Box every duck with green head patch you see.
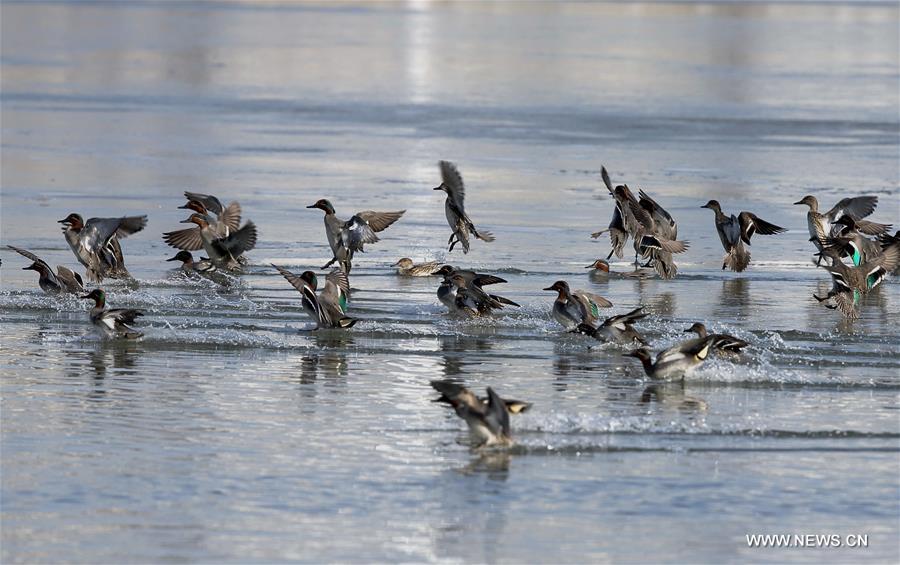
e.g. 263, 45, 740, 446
273, 265, 355, 329
80, 289, 144, 339
543, 280, 613, 330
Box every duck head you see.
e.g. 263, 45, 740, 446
180, 213, 210, 228
23, 261, 49, 274
393, 258, 413, 268
684, 322, 708, 337
80, 288, 106, 308
543, 280, 570, 297
793, 195, 818, 211
179, 200, 207, 214
300, 271, 318, 290
167, 250, 194, 264
58, 213, 84, 231
700, 200, 721, 212
584, 259, 610, 272
306, 199, 335, 214
435, 265, 455, 277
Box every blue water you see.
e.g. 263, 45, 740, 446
1, 1, 898, 563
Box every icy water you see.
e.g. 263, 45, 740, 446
2, 1, 899, 563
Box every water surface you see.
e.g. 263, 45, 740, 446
2, 1, 899, 563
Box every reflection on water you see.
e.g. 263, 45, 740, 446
639, 383, 709, 413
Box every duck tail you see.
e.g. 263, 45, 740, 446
723, 245, 750, 273
574, 323, 598, 338
337, 317, 357, 329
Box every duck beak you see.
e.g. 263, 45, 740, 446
700, 204, 710, 209
392, 260, 402, 266
178, 203, 191, 210
792, 200, 804, 205
306, 203, 318, 209
432, 185, 443, 191
22, 265, 36, 271
542, 286, 555, 291
166, 256, 179, 262
79, 293, 92, 299
683, 328, 693, 333
57, 218, 70, 224
179, 218, 193, 224
584, 264, 594, 269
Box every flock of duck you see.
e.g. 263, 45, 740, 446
5, 161, 897, 447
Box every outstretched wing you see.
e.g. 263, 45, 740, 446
55, 266, 84, 292
86, 216, 147, 244
471, 273, 507, 287
342, 215, 380, 252
6, 245, 50, 270
272, 264, 309, 295
184, 191, 224, 216
325, 268, 350, 295
825, 196, 877, 222
484, 387, 510, 439
220, 201, 242, 231
639, 189, 677, 238
222, 222, 257, 256
853, 219, 892, 236
738, 212, 786, 244
640, 234, 689, 254
162, 227, 204, 251
355, 210, 405, 233
439, 160, 467, 212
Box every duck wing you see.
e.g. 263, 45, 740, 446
601, 166, 615, 194
6, 245, 51, 271
825, 196, 878, 222
484, 387, 511, 439
601, 307, 648, 329
272, 264, 310, 295
439, 160, 467, 212
222, 221, 257, 256
638, 189, 677, 238
356, 210, 405, 233
55, 266, 84, 293
219, 201, 243, 232
183, 191, 224, 216
162, 227, 204, 251
853, 218, 891, 237
738, 212, 786, 244
104, 308, 144, 326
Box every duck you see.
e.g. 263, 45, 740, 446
7, 245, 84, 294
627, 188, 689, 279
701, 200, 786, 272
59, 213, 147, 282
574, 307, 649, 345
683, 322, 748, 354
433, 161, 495, 253
584, 258, 655, 279
543, 280, 612, 330
307, 198, 404, 273
432, 379, 531, 414
164, 192, 243, 252
435, 265, 508, 312
449, 273, 519, 316
166, 250, 217, 274
813, 244, 898, 318
393, 258, 443, 276
430, 380, 513, 448
590, 166, 631, 260
273, 265, 356, 329
624, 335, 717, 381
793, 195, 885, 264
180, 213, 257, 272
80, 288, 144, 339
